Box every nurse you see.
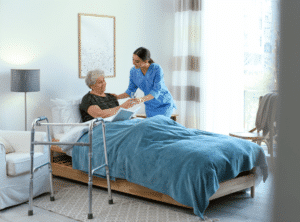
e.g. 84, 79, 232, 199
115, 47, 176, 118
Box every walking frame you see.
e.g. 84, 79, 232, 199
27, 116, 113, 220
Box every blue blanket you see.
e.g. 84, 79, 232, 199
72, 115, 268, 219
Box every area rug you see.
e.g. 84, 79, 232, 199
33, 177, 219, 222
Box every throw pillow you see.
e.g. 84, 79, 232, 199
0, 136, 15, 154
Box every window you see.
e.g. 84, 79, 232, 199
243, 0, 279, 130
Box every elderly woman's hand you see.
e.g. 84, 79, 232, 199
120, 100, 135, 109
130, 98, 144, 105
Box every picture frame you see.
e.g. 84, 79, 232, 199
78, 13, 116, 78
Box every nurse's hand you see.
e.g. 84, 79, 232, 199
120, 100, 135, 109
129, 98, 143, 105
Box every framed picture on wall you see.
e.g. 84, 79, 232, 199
78, 13, 116, 78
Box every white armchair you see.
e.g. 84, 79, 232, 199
0, 130, 50, 210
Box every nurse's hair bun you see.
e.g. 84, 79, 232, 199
134, 47, 155, 64
148, 58, 154, 64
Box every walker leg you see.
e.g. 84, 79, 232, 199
102, 123, 113, 204
49, 165, 55, 201
88, 126, 93, 220
28, 129, 35, 216
105, 166, 113, 204
28, 176, 34, 216
88, 179, 93, 219
46, 125, 55, 202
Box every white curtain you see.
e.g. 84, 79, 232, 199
199, 0, 245, 135
171, 0, 201, 129
171, 0, 278, 135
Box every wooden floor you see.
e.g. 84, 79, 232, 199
0, 169, 274, 222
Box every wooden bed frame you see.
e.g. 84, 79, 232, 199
50, 140, 257, 209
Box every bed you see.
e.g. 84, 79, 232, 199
48, 98, 268, 220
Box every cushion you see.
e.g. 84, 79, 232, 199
60, 99, 82, 132
50, 99, 64, 136
50, 98, 82, 137
6, 152, 45, 176
0, 136, 15, 154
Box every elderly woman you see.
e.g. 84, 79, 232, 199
80, 69, 135, 122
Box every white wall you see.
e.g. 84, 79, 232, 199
0, 0, 175, 131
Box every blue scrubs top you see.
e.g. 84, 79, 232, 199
126, 63, 177, 117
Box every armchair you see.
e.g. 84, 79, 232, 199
0, 130, 50, 210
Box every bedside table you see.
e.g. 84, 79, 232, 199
135, 114, 179, 122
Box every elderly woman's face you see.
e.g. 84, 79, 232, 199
132, 54, 148, 69
91, 76, 106, 93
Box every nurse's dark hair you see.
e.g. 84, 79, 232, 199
133, 47, 155, 64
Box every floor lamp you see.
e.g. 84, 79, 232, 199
11, 69, 40, 131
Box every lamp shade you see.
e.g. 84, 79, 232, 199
11, 69, 40, 92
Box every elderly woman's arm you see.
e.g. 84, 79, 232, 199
110, 93, 130, 100
87, 100, 135, 118
116, 93, 130, 99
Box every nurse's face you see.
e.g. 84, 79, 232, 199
132, 54, 148, 69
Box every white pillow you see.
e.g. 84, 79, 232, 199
60, 99, 82, 132
0, 136, 15, 154
50, 98, 82, 137
50, 99, 64, 136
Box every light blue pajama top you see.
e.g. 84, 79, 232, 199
125, 63, 176, 117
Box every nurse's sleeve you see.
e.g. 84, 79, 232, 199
125, 69, 138, 96
149, 66, 164, 99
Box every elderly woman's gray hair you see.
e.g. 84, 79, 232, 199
85, 69, 105, 88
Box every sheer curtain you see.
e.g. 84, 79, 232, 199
200, 0, 245, 135
200, 0, 279, 135
171, 0, 279, 135
171, 0, 201, 129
